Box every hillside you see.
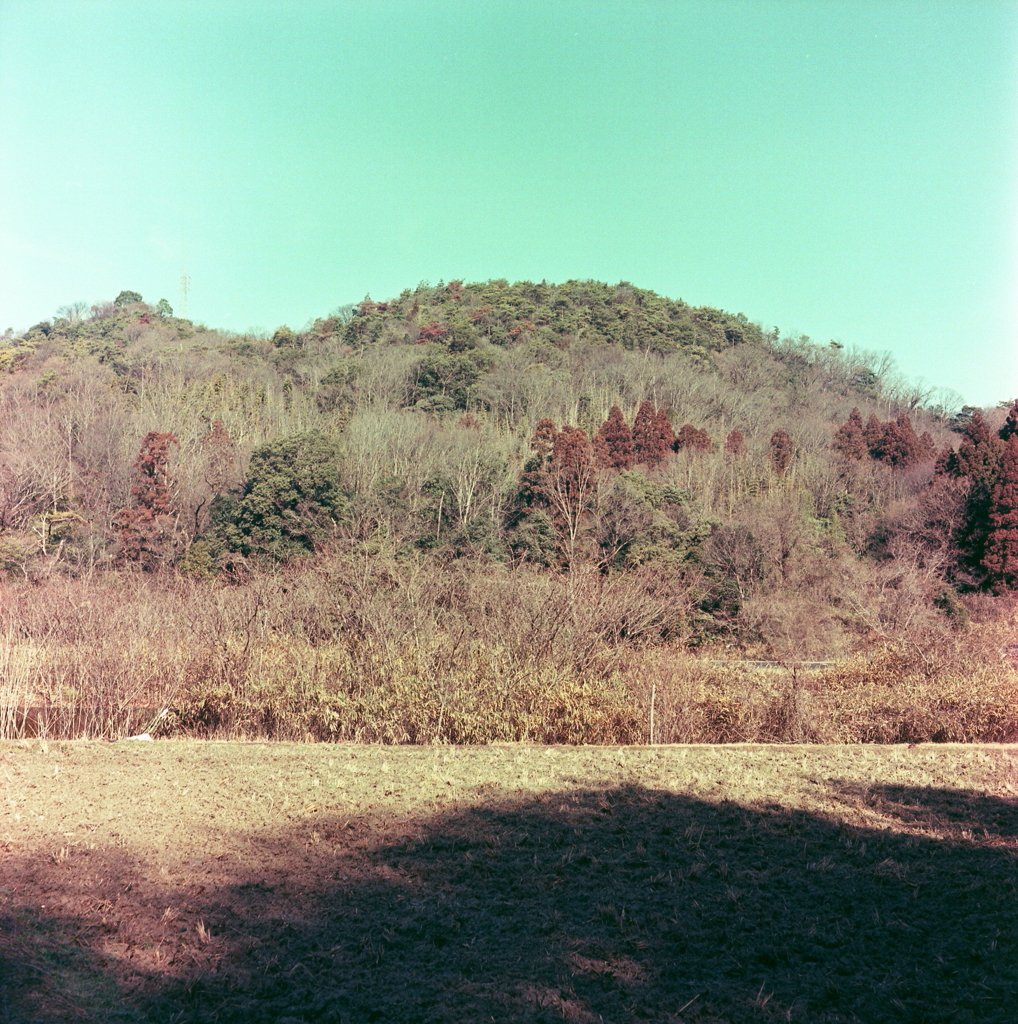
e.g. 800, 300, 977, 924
1, 281, 1016, 743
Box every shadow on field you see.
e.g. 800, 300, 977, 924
831, 780, 1018, 839
4, 784, 1018, 1023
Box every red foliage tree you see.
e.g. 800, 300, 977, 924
674, 424, 712, 453
632, 400, 668, 466
417, 321, 447, 344
982, 436, 1018, 593
895, 414, 923, 467
863, 414, 885, 458
832, 408, 867, 460
520, 418, 559, 506
520, 420, 598, 566
934, 444, 958, 478
769, 430, 794, 476
724, 429, 745, 456
654, 408, 677, 452
113, 431, 179, 569
998, 399, 1018, 442
548, 425, 597, 566
955, 411, 1005, 487
874, 414, 922, 468
594, 406, 633, 471
919, 431, 937, 461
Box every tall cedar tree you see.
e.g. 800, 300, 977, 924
724, 429, 745, 455
654, 408, 677, 453
832, 408, 867, 460
863, 414, 885, 458
982, 436, 1018, 593
520, 418, 558, 506
674, 424, 712, 453
999, 400, 1018, 442
594, 406, 633, 471
934, 443, 958, 478
631, 400, 668, 466
769, 430, 794, 476
895, 414, 923, 467
946, 412, 1008, 581
548, 425, 597, 566
193, 419, 238, 536
113, 431, 179, 569
955, 411, 1005, 487
875, 414, 922, 468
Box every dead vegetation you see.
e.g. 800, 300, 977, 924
1, 565, 1017, 746
1, 569, 1015, 745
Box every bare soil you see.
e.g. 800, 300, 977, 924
2, 741, 1018, 1023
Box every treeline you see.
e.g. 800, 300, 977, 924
1, 281, 1016, 663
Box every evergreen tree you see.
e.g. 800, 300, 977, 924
520, 418, 559, 506
113, 432, 179, 569
654, 408, 677, 453
998, 399, 1018, 442
832, 408, 867, 460
955, 411, 1005, 487
594, 406, 633, 471
202, 419, 237, 495
874, 414, 922, 468
548, 426, 597, 566
934, 444, 958, 478
982, 436, 1018, 593
221, 432, 346, 559
632, 400, 668, 466
947, 412, 1008, 582
863, 414, 885, 458
674, 424, 712, 453
724, 429, 745, 456
769, 430, 794, 476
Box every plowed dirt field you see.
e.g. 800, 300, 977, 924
2, 741, 1017, 1023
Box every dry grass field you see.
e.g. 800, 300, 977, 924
2, 741, 1018, 1023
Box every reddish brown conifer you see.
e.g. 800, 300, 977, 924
548, 425, 597, 566
982, 435, 1018, 593
202, 419, 236, 494
113, 431, 179, 569
863, 414, 885, 458
594, 406, 633, 471
895, 414, 923, 467
769, 430, 794, 475
934, 444, 958, 478
998, 399, 1018, 442
632, 400, 667, 466
674, 424, 712, 453
955, 411, 1006, 487
918, 431, 937, 461
655, 408, 677, 453
874, 414, 922, 468
724, 429, 745, 455
520, 418, 559, 506
832, 408, 867, 460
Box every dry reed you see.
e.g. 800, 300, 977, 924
1, 560, 1016, 743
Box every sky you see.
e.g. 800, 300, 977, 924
1, 0, 1016, 409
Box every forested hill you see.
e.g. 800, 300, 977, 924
331, 279, 767, 357
1, 281, 1015, 657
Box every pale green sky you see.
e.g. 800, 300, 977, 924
1, 0, 1015, 406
